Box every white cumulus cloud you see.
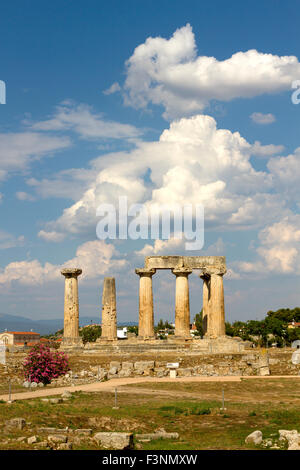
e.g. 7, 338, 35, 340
0, 240, 127, 286
122, 24, 300, 119
38, 114, 289, 241
237, 215, 300, 275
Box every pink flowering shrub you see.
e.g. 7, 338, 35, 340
24, 344, 70, 384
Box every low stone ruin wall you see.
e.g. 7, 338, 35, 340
1, 349, 300, 389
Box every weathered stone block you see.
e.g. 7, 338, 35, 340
145, 256, 184, 269
109, 361, 121, 371
134, 361, 155, 370
48, 435, 68, 444
94, 432, 133, 450
136, 431, 179, 441
121, 362, 134, 370
5, 418, 26, 430
119, 369, 133, 378
27, 435, 38, 444
57, 443, 73, 450
177, 368, 192, 377
74, 429, 92, 435
245, 430, 263, 445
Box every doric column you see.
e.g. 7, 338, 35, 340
135, 268, 156, 339
101, 277, 117, 341
200, 273, 210, 336
61, 268, 82, 344
172, 268, 192, 337
204, 269, 226, 338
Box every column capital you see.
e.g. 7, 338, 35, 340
200, 267, 226, 277
61, 268, 82, 278
135, 268, 156, 277
172, 267, 192, 277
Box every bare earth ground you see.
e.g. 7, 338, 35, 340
0, 376, 300, 450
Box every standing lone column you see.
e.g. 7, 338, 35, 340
135, 268, 156, 339
200, 273, 210, 336
172, 268, 192, 338
101, 277, 117, 341
207, 271, 226, 338
61, 268, 82, 345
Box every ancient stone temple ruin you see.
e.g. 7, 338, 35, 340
136, 256, 226, 340
60, 255, 245, 352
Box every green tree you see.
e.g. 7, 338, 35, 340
194, 311, 204, 337
79, 325, 102, 344
127, 325, 138, 335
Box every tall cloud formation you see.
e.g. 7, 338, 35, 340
121, 24, 300, 119
38, 114, 290, 241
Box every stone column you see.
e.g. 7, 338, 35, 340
61, 268, 82, 345
135, 268, 156, 339
172, 268, 192, 337
101, 277, 117, 341
207, 270, 226, 338
200, 274, 210, 336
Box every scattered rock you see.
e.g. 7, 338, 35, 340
245, 430, 263, 445
279, 429, 300, 450
50, 398, 63, 404
57, 442, 72, 450
94, 432, 134, 450
5, 418, 26, 430
108, 367, 118, 375
37, 441, 49, 448
74, 429, 92, 436
262, 438, 272, 447
38, 427, 68, 434
48, 435, 68, 444
27, 436, 38, 444
136, 429, 179, 441
61, 391, 72, 399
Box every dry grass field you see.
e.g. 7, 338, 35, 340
0, 377, 299, 450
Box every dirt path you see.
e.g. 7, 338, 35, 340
1, 375, 299, 402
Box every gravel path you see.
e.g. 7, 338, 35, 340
1, 375, 299, 402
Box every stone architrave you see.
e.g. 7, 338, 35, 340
172, 268, 192, 337
135, 268, 156, 339
61, 268, 82, 345
101, 277, 117, 341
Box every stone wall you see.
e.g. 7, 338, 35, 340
1, 349, 300, 389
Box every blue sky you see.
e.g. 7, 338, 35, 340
0, 0, 300, 324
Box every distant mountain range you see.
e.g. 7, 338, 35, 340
0, 313, 137, 336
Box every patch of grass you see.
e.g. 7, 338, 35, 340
158, 401, 216, 417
